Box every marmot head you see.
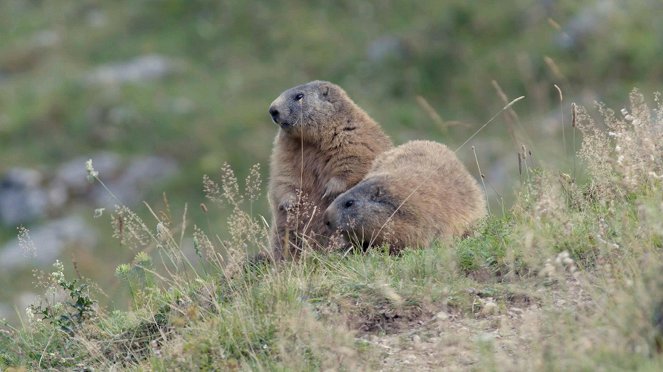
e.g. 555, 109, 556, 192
323, 175, 399, 248
268, 80, 349, 140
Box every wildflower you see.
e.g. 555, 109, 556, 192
51, 260, 65, 284
134, 251, 151, 265
25, 306, 34, 323
17, 226, 36, 258
85, 159, 99, 183
115, 264, 131, 278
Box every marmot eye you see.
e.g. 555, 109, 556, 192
294, 93, 304, 101
344, 200, 354, 208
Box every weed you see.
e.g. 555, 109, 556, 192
28, 260, 96, 336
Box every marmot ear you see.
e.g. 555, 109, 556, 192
320, 83, 331, 97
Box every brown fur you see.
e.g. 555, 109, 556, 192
323, 140, 486, 252
267, 80, 392, 260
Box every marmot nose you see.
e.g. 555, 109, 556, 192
323, 213, 336, 231
269, 107, 280, 123
324, 218, 333, 231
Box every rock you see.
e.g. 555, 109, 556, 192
0, 168, 49, 226
31, 30, 60, 48
0, 216, 97, 269
435, 311, 450, 321
85, 54, 176, 85
0, 153, 177, 226
55, 152, 122, 195
86, 9, 107, 28
481, 301, 499, 316
556, 0, 619, 49
46, 180, 69, 210
91, 156, 178, 207
366, 36, 408, 63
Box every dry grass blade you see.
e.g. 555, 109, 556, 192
455, 95, 525, 153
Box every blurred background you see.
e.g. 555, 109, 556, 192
0, 0, 661, 322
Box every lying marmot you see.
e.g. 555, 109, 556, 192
267, 80, 392, 259
323, 140, 486, 252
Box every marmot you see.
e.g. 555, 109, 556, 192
323, 140, 486, 252
267, 80, 392, 260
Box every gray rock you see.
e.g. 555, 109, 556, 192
55, 152, 121, 195
556, 0, 619, 49
0, 216, 97, 269
85, 54, 176, 85
367, 36, 408, 63
86, 9, 107, 28
0, 168, 49, 226
91, 156, 178, 207
31, 30, 60, 48
46, 179, 69, 210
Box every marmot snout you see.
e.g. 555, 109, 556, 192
268, 80, 339, 141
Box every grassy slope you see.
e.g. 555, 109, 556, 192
1, 1, 663, 370
3, 0, 663, 313
1, 91, 662, 370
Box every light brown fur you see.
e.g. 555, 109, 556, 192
267, 81, 392, 259
323, 140, 486, 252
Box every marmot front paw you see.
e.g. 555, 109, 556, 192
278, 193, 297, 212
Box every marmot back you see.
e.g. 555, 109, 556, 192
323, 140, 486, 252
267, 80, 392, 260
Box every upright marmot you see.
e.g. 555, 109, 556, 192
323, 140, 486, 252
267, 80, 392, 260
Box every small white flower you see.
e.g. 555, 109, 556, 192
85, 159, 99, 183
51, 260, 65, 283
25, 307, 34, 323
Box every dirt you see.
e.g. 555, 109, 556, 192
346, 286, 553, 372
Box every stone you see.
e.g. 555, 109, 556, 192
367, 36, 408, 63
91, 155, 178, 207
481, 301, 499, 316
85, 54, 176, 85
0, 168, 49, 226
0, 216, 97, 269
435, 311, 450, 321
55, 152, 122, 195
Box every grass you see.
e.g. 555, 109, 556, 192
1, 90, 662, 370
3, 0, 663, 314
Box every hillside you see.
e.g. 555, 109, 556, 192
1, 90, 662, 370
1, 0, 663, 369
